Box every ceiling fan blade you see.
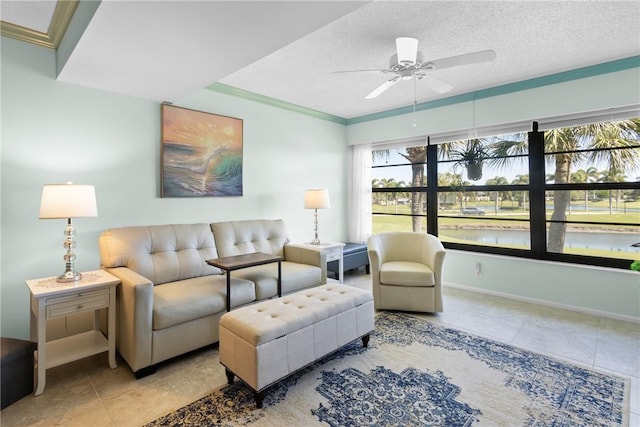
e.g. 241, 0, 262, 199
331, 69, 386, 74
427, 50, 496, 70
421, 74, 453, 94
365, 77, 400, 99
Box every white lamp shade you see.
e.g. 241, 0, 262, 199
39, 184, 98, 219
396, 37, 418, 64
304, 189, 330, 209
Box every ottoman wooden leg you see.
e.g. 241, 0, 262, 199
254, 390, 265, 408
361, 334, 370, 348
225, 368, 235, 385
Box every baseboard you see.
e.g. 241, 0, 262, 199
444, 281, 640, 324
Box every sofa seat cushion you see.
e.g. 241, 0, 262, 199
153, 275, 255, 330
380, 261, 435, 287
228, 261, 322, 300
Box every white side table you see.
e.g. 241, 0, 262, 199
26, 269, 119, 396
288, 242, 345, 283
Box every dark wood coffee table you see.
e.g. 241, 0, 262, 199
206, 253, 282, 311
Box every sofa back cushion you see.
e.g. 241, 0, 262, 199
99, 223, 221, 285
211, 219, 288, 258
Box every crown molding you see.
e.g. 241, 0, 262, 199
0, 1, 78, 49
207, 83, 348, 125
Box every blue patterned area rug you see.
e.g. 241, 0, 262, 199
146, 312, 629, 427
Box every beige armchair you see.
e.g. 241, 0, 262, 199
367, 232, 446, 313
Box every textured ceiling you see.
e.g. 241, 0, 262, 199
2, 1, 639, 119
0, 0, 55, 33
220, 1, 640, 118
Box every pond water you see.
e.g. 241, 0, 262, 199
444, 229, 640, 252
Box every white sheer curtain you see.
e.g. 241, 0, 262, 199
347, 143, 372, 243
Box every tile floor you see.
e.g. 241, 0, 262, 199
1, 271, 638, 426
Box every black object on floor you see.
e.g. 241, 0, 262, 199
1, 337, 37, 409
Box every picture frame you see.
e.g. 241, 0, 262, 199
161, 104, 243, 197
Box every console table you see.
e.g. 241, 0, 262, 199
206, 252, 282, 311
26, 269, 119, 396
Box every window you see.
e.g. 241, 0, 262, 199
436, 134, 531, 251
543, 122, 640, 262
372, 147, 428, 234
370, 118, 640, 269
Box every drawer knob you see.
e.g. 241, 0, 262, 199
77, 304, 83, 309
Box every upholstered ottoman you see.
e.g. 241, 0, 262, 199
1, 337, 37, 409
328, 242, 369, 279
219, 284, 374, 407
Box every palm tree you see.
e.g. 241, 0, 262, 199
438, 172, 464, 211
380, 178, 397, 211
485, 176, 509, 214
399, 147, 426, 232
571, 167, 599, 211
598, 168, 628, 213
511, 174, 529, 210
389, 180, 407, 213
371, 178, 383, 205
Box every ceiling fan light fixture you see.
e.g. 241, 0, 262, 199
400, 69, 413, 80
396, 37, 418, 65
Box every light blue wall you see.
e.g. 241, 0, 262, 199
347, 66, 640, 145
1, 37, 348, 338
2, 37, 638, 341
444, 252, 639, 321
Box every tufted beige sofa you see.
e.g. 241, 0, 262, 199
98, 219, 326, 377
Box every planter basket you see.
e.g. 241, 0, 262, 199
466, 162, 483, 181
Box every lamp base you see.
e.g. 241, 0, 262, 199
56, 219, 82, 283
56, 270, 82, 283
310, 238, 321, 245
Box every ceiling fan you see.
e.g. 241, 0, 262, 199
335, 37, 496, 99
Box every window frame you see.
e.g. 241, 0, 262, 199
371, 121, 640, 270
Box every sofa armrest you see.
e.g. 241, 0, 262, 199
283, 244, 328, 284
366, 236, 383, 308
104, 267, 154, 373
367, 236, 382, 273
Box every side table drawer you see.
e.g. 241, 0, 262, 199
325, 248, 342, 262
46, 289, 110, 319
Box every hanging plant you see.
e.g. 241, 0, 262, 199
450, 140, 489, 181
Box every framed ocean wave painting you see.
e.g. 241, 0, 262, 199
161, 104, 243, 197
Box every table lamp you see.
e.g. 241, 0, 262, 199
39, 182, 98, 282
304, 189, 330, 245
